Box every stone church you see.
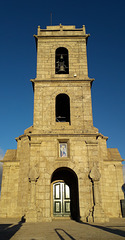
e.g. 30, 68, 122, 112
0, 25, 124, 222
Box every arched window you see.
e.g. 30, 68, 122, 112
55, 47, 69, 74
56, 94, 70, 123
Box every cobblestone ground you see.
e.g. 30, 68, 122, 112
0, 218, 125, 240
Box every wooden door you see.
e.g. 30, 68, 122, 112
53, 182, 70, 216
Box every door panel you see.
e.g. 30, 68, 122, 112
53, 182, 70, 216
64, 201, 70, 213
55, 184, 60, 199
64, 184, 70, 199
55, 202, 61, 213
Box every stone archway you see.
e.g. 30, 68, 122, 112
51, 167, 80, 221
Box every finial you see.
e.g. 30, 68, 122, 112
60, 23, 63, 31
50, 13, 52, 25
38, 25, 40, 35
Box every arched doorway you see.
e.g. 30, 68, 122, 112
51, 167, 80, 221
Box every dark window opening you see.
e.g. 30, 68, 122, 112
55, 47, 69, 74
56, 94, 70, 123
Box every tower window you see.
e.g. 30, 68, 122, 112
55, 47, 69, 74
56, 94, 70, 123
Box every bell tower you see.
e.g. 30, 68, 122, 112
1, 24, 123, 223
32, 24, 97, 134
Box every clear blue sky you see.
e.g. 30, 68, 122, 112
0, 0, 125, 161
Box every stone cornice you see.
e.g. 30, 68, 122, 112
34, 34, 90, 39
15, 132, 107, 141
0, 160, 20, 163
103, 159, 123, 163
30, 78, 95, 83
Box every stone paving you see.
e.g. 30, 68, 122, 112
0, 218, 125, 240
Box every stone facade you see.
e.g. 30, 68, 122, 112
0, 25, 124, 222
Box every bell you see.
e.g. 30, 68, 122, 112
59, 63, 65, 72
60, 54, 63, 60
58, 54, 66, 73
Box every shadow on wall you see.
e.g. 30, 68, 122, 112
122, 183, 125, 198
0, 162, 3, 195
122, 164, 125, 183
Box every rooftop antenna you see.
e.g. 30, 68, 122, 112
51, 13, 52, 25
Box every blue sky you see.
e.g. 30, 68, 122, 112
0, 0, 125, 165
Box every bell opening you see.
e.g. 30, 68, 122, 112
55, 48, 69, 74
56, 94, 70, 123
